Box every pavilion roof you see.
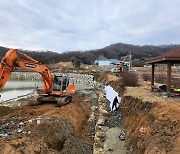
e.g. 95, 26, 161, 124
147, 48, 180, 64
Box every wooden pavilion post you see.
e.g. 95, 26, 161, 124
151, 63, 155, 91
167, 61, 172, 96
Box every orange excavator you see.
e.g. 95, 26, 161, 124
0, 49, 76, 106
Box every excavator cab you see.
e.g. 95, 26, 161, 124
53, 76, 62, 91
53, 75, 70, 92
38, 75, 75, 96
37, 75, 75, 106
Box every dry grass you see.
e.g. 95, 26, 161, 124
141, 74, 180, 88
155, 74, 166, 84
134, 65, 180, 74
142, 73, 151, 81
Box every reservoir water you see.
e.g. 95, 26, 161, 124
0, 80, 43, 102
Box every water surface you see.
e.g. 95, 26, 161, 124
3, 80, 43, 90
0, 80, 43, 103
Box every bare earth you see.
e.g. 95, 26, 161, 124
122, 79, 180, 153
0, 95, 94, 154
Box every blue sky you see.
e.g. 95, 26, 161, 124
0, 0, 179, 52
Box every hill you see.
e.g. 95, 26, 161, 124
92, 43, 179, 59
0, 43, 179, 64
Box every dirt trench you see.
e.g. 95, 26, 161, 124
95, 73, 180, 154
0, 92, 98, 154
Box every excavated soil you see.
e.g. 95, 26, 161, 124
121, 86, 180, 154
0, 94, 96, 154
96, 73, 180, 154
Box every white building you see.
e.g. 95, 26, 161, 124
94, 59, 120, 66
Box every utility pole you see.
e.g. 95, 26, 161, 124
129, 52, 132, 71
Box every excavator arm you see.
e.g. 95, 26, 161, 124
0, 49, 53, 93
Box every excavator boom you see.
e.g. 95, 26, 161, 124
0, 49, 53, 93
0, 49, 18, 91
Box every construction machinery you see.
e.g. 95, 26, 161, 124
0, 49, 76, 106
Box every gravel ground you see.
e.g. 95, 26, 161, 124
105, 110, 122, 128
103, 127, 127, 154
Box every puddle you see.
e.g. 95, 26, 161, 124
104, 85, 121, 111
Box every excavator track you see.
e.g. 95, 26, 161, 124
56, 96, 72, 107
29, 95, 73, 107
30, 95, 73, 107
28, 96, 42, 106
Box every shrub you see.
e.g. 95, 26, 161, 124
120, 72, 138, 87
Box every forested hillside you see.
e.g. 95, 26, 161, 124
0, 46, 10, 59
0, 43, 179, 64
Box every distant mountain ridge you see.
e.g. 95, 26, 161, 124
0, 43, 179, 64
102, 43, 179, 56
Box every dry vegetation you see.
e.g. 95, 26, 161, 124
142, 73, 180, 88
120, 72, 139, 87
